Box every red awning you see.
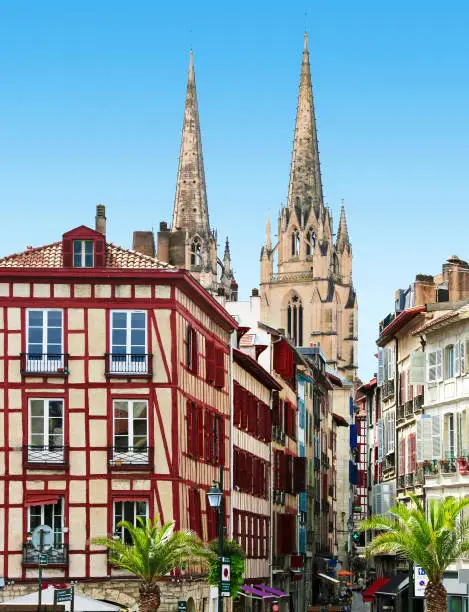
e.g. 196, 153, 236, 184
24, 492, 61, 507
362, 578, 391, 603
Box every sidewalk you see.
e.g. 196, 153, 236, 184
351, 592, 370, 612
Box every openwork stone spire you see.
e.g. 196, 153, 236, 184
172, 51, 210, 236
336, 202, 350, 252
287, 33, 323, 218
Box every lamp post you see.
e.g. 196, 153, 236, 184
346, 516, 354, 574
206, 465, 224, 612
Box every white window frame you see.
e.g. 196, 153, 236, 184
113, 500, 149, 542
26, 309, 64, 372
445, 345, 455, 380
73, 239, 94, 268
112, 399, 148, 464
28, 398, 64, 462
110, 310, 148, 374
27, 498, 64, 546
427, 348, 443, 383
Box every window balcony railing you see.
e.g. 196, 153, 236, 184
23, 543, 68, 566
413, 394, 424, 413
20, 353, 69, 376
440, 455, 457, 474
105, 353, 153, 377
423, 460, 439, 476
415, 466, 424, 485
405, 472, 414, 488
383, 453, 395, 471
397, 474, 405, 490
397, 405, 405, 423
382, 380, 395, 400
404, 400, 414, 418
23, 445, 69, 467
108, 446, 153, 469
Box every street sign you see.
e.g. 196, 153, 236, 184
178, 601, 187, 612
414, 565, 428, 597
220, 558, 231, 597
55, 588, 73, 603
39, 553, 48, 566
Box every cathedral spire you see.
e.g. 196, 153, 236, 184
287, 33, 323, 218
172, 50, 210, 237
336, 202, 350, 252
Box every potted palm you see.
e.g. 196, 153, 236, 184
359, 494, 469, 612
92, 515, 206, 612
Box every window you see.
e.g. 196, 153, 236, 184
110, 311, 147, 374
190, 237, 202, 266
28, 498, 64, 547
186, 325, 198, 374
445, 345, 455, 379
305, 229, 315, 256
427, 348, 443, 383
113, 400, 148, 462
188, 488, 202, 536
444, 413, 455, 458
28, 399, 64, 462
287, 294, 303, 346
332, 253, 340, 275
26, 310, 63, 372
291, 230, 300, 256
114, 500, 148, 544
73, 240, 93, 268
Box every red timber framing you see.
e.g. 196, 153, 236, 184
0, 233, 236, 583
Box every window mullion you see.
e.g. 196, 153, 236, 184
44, 400, 49, 448
129, 401, 134, 448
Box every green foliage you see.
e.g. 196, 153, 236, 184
359, 494, 469, 584
92, 515, 206, 584
205, 539, 246, 598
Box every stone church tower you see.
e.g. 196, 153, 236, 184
157, 52, 237, 299
260, 35, 357, 378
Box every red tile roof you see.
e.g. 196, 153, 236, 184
411, 311, 459, 335
0, 241, 172, 270
378, 306, 426, 345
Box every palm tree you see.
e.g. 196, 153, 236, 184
360, 494, 469, 612
92, 515, 206, 612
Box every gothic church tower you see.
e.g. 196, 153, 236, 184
157, 52, 237, 300
260, 35, 357, 377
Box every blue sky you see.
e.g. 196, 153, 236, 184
1, 1, 469, 380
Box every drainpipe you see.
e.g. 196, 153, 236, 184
229, 331, 235, 540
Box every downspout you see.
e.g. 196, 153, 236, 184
229, 330, 235, 540
269, 337, 282, 588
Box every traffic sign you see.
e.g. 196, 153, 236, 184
178, 601, 187, 612
39, 553, 48, 566
55, 588, 73, 603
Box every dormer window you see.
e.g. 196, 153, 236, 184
73, 240, 94, 268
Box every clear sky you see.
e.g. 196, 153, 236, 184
1, 0, 469, 381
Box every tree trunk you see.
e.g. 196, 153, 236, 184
139, 581, 161, 612
425, 581, 448, 612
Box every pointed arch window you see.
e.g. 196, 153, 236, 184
332, 253, 340, 276
190, 237, 202, 266
291, 230, 300, 257
306, 229, 316, 256
287, 295, 303, 346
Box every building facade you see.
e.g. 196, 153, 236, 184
0, 207, 236, 609
259, 35, 357, 379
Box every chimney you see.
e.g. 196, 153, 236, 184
251, 288, 259, 297
95, 204, 106, 235
132, 231, 155, 258
231, 280, 239, 302
157, 221, 171, 263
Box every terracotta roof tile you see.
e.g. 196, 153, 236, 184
0, 241, 172, 270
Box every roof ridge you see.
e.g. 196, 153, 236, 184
106, 241, 169, 264
0, 241, 62, 262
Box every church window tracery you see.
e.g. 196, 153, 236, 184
332, 253, 340, 276
190, 237, 202, 266
291, 230, 300, 256
306, 229, 316, 256
287, 294, 303, 346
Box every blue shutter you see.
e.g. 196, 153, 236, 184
350, 424, 357, 450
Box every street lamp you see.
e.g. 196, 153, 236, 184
206, 465, 225, 612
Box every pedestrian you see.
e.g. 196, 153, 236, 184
357, 575, 365, 591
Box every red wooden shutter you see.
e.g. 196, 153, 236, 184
408, 377, 414, 401
197, 406, 204, 458
186, 400, 193, 456
259, 517, 264, 558
206, 339, 216, 383
294, 456, 306, 493
258, 400, 265, 439
215, 347, 225, 388
248, 394, 257, 434
272, 391, 280, 426
279, 452, 287, 491
411, 434, 417, 472
95, 237, 105, 267
246, 454, 253, 494
284, 401, 290, 436
264, 404, 272, 442
188, 488, 196, 532
62, 237, 73, 267
238, 451, 246, 490
241, 388, 248, 429
291, 406, 297, 439
399, 437, 406, 474
234, 383, 241, 426
218, 416, 225, 466
253, 516, 258, 558
207, 505, 217, 541
191, 329, 198, 375
399, 371, 405, 405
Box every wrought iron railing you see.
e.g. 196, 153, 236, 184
105, 353, 153, 376
23, 543, 68, 566
413, 394, 424, 412
440, 455, 457, 474
405, 472, 414, 488
397, 405, 405, 423
404, 400, 414, 418
23, 445, 68, 467
423, 460, 439, 476
383, 454, 395, 471
414, 466, 424, 485
382, 380, 395, 400
270, 271, 316, 283
108, 446, 153, 468
397, 474, 405, 490
20, 353, 69, 376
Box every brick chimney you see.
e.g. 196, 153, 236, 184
95, 204, 106, 235
157, 221, 171, 263
132, 231, 155, 258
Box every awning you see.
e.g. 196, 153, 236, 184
317, 573, 340, 584
362, 578, 390, 603
337, 570, 353, 577
241, 586, 275, 600
375, 573, 409, 597
24, 492, 61, 507
255, 585, 289, 598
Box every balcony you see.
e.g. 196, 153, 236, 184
440, 455, 457, 475
413, 394, 424, 413
404, 400, 414, 418
20, 353, 69, 376
105, 353, 153, 377
23, 543, 68, 567
382, 380, 395, 400
405, 472, 414, 488
270, 271, 316, 284
397, 474, 405, 490
383, 453, 395, 471
423, 460, 439, 476
23, 445, 69, 468
414, 466, 424, 486
397, 405, 405, 424
108, 446, 153, 469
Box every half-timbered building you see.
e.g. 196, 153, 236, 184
0, 206, 236, 609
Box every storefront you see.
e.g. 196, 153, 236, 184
373, 573, 409, 611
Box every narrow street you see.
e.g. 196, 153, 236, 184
351, 591, 370, 612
